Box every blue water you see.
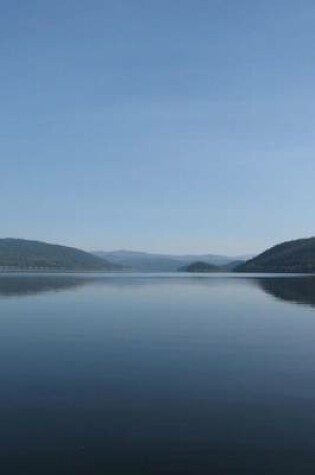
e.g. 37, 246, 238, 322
1, 273, 315, 474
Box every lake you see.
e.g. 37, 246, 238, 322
1, 273, 315, 474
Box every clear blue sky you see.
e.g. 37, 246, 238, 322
1, 0, 315, 255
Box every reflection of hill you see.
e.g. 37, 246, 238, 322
257, 277, 315, 308
0, 275, 94, 297
0, 273, 242, 298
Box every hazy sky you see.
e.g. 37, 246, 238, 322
1, 0, 315, 255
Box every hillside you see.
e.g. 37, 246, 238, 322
236, 237, 315, 273
0, 239, 116, 271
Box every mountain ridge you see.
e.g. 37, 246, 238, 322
93, 250, 249, 272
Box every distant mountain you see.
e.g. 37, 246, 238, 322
94, 250, 246, 272
179, 261, 220, 272
94, 250, 186, 271
236, 237, 315, 273
0, 239, 116, 271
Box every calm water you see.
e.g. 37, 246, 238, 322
1, 273, 315, 474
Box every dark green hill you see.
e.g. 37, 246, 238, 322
0, 238, 116, 271
236, 237, 315, 273
179, 261, 220, 272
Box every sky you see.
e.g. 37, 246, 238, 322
1, 0, 315, 255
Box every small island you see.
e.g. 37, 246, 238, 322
179, 261, 220, 273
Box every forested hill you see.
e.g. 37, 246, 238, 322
0, 239, 116, 271
236, 237, 315, 273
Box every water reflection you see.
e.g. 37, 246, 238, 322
257, 277, 315, 308
0, 275, 94, 297
1, 274, 315, 309
1, 273, 315, 474
0, 273, 187, 297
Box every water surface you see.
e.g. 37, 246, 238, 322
1, 273, 315, 474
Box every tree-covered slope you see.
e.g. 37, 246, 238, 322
0, 239, 115, 270
236, 237, 315, 273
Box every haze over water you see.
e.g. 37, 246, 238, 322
1, 273, 315, 474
